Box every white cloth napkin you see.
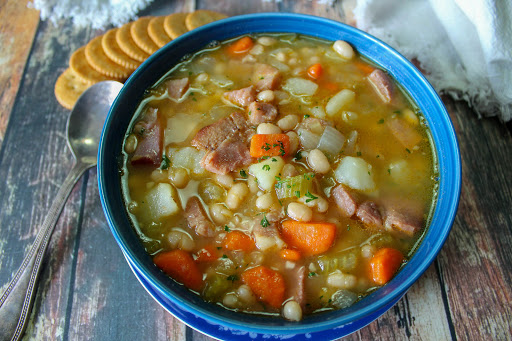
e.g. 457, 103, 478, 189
29, 0, 154, 30
351, 0, 512, 121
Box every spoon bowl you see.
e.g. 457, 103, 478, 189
0, 80, 123, 341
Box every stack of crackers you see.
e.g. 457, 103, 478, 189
55, 10, 227, 109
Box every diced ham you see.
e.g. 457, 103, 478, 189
386, 117, 422, 149
286, 265, 306, 307
201, 138, 252, 174
224, 86, 256, 107
247, 101, 278, 125
356, 201, 383, 227
191, 112, 251, 151
253, 64, 281, 91
368, 69, 394, 104
167, 77, 189, 100
252, 220, 286, 251
384, 208, 421, 237
185, 197, 215, 237
332, 185, 357, 217
131, 108, 163, 166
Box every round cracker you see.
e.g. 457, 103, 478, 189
185, 10, 227, 31
102, 28, 140, 71
148, 16, 172, 48
69, 46, 110, 85
116, 22, 151, 62
163, 12, 189, 39
131, 16, 159, 55
85, 36, 131, 81
54, 68, 90, 109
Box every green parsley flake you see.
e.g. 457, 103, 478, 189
305, 191, 318, 203
240, 169, 248, 178
262, 164, 271, 171
260, 215, 270, 227
308, 272, 317, 278
160, 154, 171, 170
227, 275, 239, 282
378, 118, 384, 124
224, 225, 230, 232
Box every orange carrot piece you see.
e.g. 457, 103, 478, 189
195, 245, 219, 263
223, 231, 255, 252
323, 82, 339, 93
369, 247, 404, 285
279, 248, 301, 261
354, 60, 375, 75
227, 36, 254, 56
307, 63, 323, 80
241, 265, 286, 308
280, 220, 336, 256
153, 250, 204, 291
250, 134, 290, 158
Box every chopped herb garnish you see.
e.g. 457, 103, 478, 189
294, 151, 302, 160
405, 148, 411, 153
305, 191, 318, 203
295, 190, 301, 198
378, 118, 385, 124
262, 143, 271, 151
387, 168, 391, 175
271, 158, 277, 162
368, 171, 371, 175
347, 224, 351, 231
262, 164, 271, 171
192, 97, 197, 102
304, 114, 310, 118
376, 154, 380, 158
227, 275, 239, 282
308, 272, 317, 278
224, 225, 230, 232
260, 76, 265, 80
248, 110, 252, 116
240, 169, 248, 178
356, 151, 362, 156
216, 247, 222, 250
260, 215, 270, 227
160, 154, 171, 170
222, 254, 228, 259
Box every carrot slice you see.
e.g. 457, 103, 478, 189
153, 250, 203, 291
195, 245, 219, 263
354, 60, 375, 75
250, 134, 290, 158
307, 63, 323, 80
369, 247, 404, 285
223, 231, 255, 252
241, 266, 286, 308
280, 220, 336, 256
227, 36, 254, 56
279, 248, 301, 261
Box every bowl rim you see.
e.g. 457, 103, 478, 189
98, 12, 461, 335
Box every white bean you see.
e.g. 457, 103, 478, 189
215, 174, 234, 188
333, 40, 355, 60
309, 55, 321, 64
277, 115, 299, 131
124, 134, 138, 153
257, 36, 277, 46
195, 73, 209, 84
257, 123, 281, 135
283, 300, 302, 321
288, 57, 298, 66
287, 202, 313, 222
307, 149, 331, 174
151, 169, 168, 182
209, 203, 233, 224
256, 193, 274, 210
327, 271, 358, 289
168, 168, 189, 189
223, 293, 238, 308
247, 175, 259, 193
326, 89, 356, 117
257, 90, 275, 102
237, 285, 256, 304
168, 230, 195, 251
250, 43, 264, 55
226, 183, 249, 210
276, 51, 287, 62
286, 131, 299, 155
281, 164, 298, 177
361, 244, 375, 258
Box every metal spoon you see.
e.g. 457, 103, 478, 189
0, 80, 123, 341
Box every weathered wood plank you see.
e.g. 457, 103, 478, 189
437, 97, 512, 340
0, 0, 39, 145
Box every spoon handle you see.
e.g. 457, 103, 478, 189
0, 161, 92, 341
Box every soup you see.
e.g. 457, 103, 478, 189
121, 33, 437, 321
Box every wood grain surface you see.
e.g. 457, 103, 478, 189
0, 1, 510, 340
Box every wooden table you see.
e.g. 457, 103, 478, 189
1, 1, 511, 340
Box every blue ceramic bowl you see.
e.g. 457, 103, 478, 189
98, 13, 461, 340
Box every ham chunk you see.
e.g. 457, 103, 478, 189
201, 138, 252, 174
332, 185, 357, 217
384, 209, 421, 237
185, 197, 215, 237
191, 112, 251, 151
167, 77, 189, 100
356, 201, 383, 227
131, 108, 163, 166
253, 64, 281, 91
386, 117, 422, 149
286, 266, 306, 307
247, 102, 278, 125
224, 86, 256, 107
368, 69, 394, 104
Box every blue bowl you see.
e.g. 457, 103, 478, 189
98, 13, 461, 340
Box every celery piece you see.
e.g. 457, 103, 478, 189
317, 251, 358, 274
275, 173, 315, 200
203, 274, 232, 302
